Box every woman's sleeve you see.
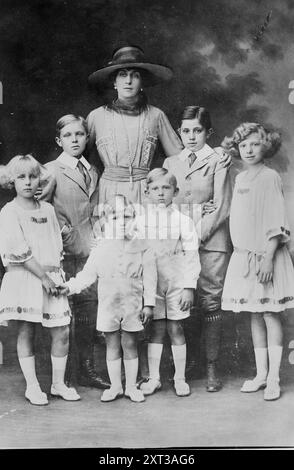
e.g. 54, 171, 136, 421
263, 172, 290, 243
158, 111, 183, 157
65, 248, 98, 294
0, 206, 33, 265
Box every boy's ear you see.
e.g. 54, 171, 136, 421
55, 137, 62, 148
144, 187, 149, 195
174, 186, 179, 196
207, 128, 214, 139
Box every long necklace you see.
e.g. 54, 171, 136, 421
118, 109, 142, 189
243, 164, 265, 183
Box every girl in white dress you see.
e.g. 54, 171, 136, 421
221, 123, 294, 401
0, 155, 80, 405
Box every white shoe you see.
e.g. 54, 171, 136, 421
140, 378, 161, 395
125, 387, 145, 402
25, 384, 48, 406
240, 377, 267, 393
174, 379, 190, 397
101, 387, 123, 402
51, 383, 81, 401
264, 379, 281, 401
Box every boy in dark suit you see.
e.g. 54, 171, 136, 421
39, 114, 109, 389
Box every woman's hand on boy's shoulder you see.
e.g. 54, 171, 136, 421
140, 306, 154, 326
214, 147, 232, 168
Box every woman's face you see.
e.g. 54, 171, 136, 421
238, 132, 265, 166
114, 68, 142, 100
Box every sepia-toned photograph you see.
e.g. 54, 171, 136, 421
0, 0, 294, 454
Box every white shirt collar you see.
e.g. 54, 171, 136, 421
178, 143, 213, 163
57, 151, 91, 171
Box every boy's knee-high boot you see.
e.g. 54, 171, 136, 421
204, 311, 222, 392
75, 318, 110, 389
184, 313, 202, 379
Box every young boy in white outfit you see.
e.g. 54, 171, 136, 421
138, 168, 201, 396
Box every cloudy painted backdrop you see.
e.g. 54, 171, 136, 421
1, 0, 294, 231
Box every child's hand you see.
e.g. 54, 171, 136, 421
202, 200, 217, 216
179, 288, 194, 311
140, 306, 153, 326
41, 274, 58, 296
56, 284, 70, 296
257, 256, 274, 283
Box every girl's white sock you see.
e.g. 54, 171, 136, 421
171, 344, 187, 381
267, 345, 283, 383
51, 355, 67, 386
147, 343, 163, 381
254, 347, 268, 381
107, 358, 122, 389
124, 358, 138, 391
18, 355, 39, 388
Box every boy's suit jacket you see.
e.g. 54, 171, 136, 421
163, 145, 232, 253
40, 153, 100, 258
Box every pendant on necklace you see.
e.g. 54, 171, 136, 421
129, 164, 133, 189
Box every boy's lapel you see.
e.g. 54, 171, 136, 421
185, 150, 215, 178
61, 165, 88, 195
89, 167, 98, 198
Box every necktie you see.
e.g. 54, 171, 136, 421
77, 160, 91, 190
188, 152, 197, 168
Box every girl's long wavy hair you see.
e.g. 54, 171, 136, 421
221, 122, 281, 159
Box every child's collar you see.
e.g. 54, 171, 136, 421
179, 144, 214, 162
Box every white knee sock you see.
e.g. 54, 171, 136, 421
124, 358, 138, 391
18, 356, 39, 388
171, 344, 187, 381
254, 347, 268, 381
51, 355, 67, 386
148, 343, 163, 381
107, 358, 122, 389
267, 345, 283, 383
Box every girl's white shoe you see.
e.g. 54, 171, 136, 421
125, 387, 145, 402
264, 380, 281, 401
51, 383, 81, 401
240, 377, 267, 393
25, 384, 48, 406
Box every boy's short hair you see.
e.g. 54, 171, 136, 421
221, 122, 281, 159
56, 114, 88, 137
146, 167, 178, 189
98, 194, 136, 225
179, 106, 212, 132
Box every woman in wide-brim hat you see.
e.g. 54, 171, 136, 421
87, 45, 183, 205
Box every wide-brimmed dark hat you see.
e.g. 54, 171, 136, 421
88, 46, 173, 87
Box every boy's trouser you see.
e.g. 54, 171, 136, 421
186, 250, 230, 368
63, 256, 109, 389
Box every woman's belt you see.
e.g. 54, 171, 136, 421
6, 265, 60, 273
102, 166, 149, 182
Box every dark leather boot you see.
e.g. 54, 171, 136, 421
78, 358, 110, 389
206, 361, 222, 392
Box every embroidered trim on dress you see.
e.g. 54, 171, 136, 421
43, 310, 71, 320
0, 306, 38, 314
30, 216, 48, 224
223, 296, 294, 306
5, 248, 32, 263
237, 188, 250, 194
